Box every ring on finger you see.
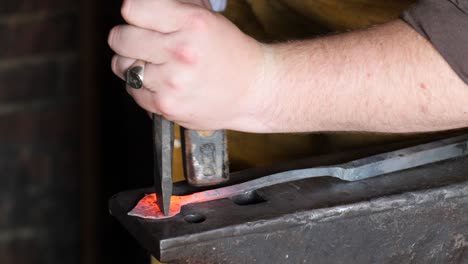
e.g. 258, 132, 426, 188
126, 60, 146, 89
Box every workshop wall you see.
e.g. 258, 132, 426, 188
0, 1, 80, 264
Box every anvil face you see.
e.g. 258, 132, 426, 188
110, 143, 468, 264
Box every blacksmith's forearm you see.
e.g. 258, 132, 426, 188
258, 20, 468, 133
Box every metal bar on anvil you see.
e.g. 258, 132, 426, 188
109, 150, 468, 263
129, 134, 468, 220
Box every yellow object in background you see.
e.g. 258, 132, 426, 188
151, 255, 162, 264
172, 124, 185, 183
224, 0, 415, 41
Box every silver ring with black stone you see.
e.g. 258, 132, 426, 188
126, 60, 146, 89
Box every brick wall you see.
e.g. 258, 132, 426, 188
0, 2, 80, 264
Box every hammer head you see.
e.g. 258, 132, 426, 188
182, 129, 229, 186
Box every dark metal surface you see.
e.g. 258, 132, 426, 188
129, 134, 468, 219
182, 129, 229, 186
110, 142, 468, 263
152, 114, 174, 216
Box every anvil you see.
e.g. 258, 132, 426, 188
110, 134, 468, 263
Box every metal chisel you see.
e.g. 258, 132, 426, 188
126, 60, 229, 216
152, 114, 174, 216
126, 60, 173, 216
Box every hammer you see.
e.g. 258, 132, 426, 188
126, 60, 229, 216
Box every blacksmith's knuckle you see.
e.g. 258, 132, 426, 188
108, 26, 122, 51
171, 43, 198, 65
163, 76, 182, 91
111, 55, 119, 74
186, 9, 212, 30
156, 97, 178, 117
121, 0, 133, 23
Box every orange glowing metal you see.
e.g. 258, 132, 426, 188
128, 194, 192, 219
129, 188, 233, 219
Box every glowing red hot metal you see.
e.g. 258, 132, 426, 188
129, 188, 237, 219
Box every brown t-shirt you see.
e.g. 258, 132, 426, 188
401, 0, 468, 84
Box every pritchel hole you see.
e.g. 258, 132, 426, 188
184, 213, 206, 224
231, 191, 266, 206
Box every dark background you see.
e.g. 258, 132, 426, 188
1, 0, 153, 263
